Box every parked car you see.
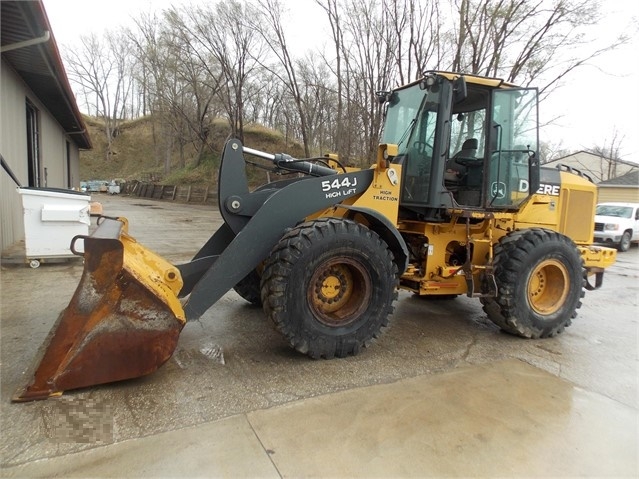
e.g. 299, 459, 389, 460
82, 180, 108, 193
594, 202, 639, 251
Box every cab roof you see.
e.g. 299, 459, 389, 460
396, 71, 518, 91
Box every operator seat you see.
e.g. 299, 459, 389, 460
445, 138, 478, 185
454, 138, 479, 160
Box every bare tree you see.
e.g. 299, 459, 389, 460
129, 11, 180, 173
161, 7, 226, 167
449, 0, 628, 97
590, 129, 629, 181
342, 0, 399, 162
182, 0, 266, 143
388, 0, 442, 84
252, 0, 313, 157
62, 0, 632, 176
315, 0, 350, 158
65, 30, 134, 160
296, 55, 339, 155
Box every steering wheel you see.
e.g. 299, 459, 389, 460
454, 157, 480, 166
413, 141, 433, 155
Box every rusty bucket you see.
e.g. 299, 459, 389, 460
13, 217, 185, 402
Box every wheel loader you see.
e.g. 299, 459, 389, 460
13, 71, 617, 402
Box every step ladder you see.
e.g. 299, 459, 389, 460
461, 216, 497, 298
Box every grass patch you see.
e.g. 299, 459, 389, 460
80, 115, 304, 188
162, 153, 219, 185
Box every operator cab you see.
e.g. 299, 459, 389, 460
380, 71, 539, 221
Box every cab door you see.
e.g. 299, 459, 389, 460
486, 88, 539, 209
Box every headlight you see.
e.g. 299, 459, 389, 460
604, 223, 620, 231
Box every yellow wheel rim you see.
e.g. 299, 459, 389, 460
308, 258, 370, 326
528, 259, 569, 315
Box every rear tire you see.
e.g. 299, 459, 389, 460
481, 228, 584, 338
261, 218, 398, 359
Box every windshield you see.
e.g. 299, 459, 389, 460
380, 84, 427, 154
596, 205, 633, 218
381, 82, 442, 204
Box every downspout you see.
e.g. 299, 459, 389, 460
0, 31, 50, 53
2, 25, 90, 148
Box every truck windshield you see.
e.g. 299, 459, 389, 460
596, 205, 633, 218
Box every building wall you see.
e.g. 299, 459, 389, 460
0, 58, 82, 252
39, 107, 81, 189
597, 187, 639, 203
1, 59, 29, 251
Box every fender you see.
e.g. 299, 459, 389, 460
335, 204, 409, 275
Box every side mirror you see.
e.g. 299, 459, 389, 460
453, 76, 467, 104
528, 150, 540, 195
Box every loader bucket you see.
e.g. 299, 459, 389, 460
13, 217, 186, 402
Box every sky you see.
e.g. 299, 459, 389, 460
42, 0, 639, 163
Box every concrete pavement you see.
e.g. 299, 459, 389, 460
1, 194, 637, 477
3, 359, 637, 478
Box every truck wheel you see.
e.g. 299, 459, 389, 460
261, 218, 398, 359
481, 228, 585, 338
233, 269, 262, 306
618, 231, 632, 252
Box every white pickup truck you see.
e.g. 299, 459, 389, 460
594, 202, 639, 251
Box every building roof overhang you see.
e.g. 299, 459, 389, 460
1, 1, 92, 149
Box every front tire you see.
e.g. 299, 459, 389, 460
481, 229, 585, 338
261, 218, 398, 359
618, 231, 632, 252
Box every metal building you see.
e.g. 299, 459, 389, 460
1, 0, 91, 254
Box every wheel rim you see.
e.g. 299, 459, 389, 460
308, 257, 371, 327
528, 259, 570, 316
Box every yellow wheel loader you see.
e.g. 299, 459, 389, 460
13, 71, 617, 402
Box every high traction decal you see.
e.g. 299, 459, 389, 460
372, 190, 399, 202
